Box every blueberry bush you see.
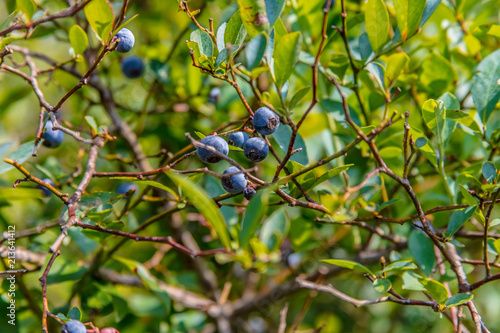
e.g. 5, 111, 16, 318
1, 0, 500, 332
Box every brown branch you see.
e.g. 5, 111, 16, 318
0, 1, 90, 37
296, 277, 439, 310
40, 251, 59, 333
277, 303, 289, 333
74, 221, 228, 258
3, 158, 69, 204
50, 140, 102, 253
484, 190, 499, 277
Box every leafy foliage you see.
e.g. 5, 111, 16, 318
0, 0, 499, 332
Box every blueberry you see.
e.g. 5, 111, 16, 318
121, 56, 144, 78
208, 87, 221, 104
243, 137, 268, 162
42, 121, 64, 148
62, 320, 87, 333
221, 166, 247, 193
114, 28, 135, 53
196, 135, 229, 163
227, 132, 248, 148
116, 182, 137, 194
243, 186, 256, 200
38, 178, 55, 197
253, 107, 280, 135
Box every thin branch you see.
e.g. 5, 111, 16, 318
0, 1, 90, 37
296, 277, 439, 310
74, 221, 228, 258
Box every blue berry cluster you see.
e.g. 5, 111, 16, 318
194, 107, 281, 197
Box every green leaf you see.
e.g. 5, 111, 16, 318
57, 314, 68, 321
16, 0, 36, 21
471, 49, 500, 124
446, 206, 475, 239
373, 278, 391, 293
224, 10, 247, 52
216, 23, 226, 52
446, 110, 482, 135
240, 191, 268, 248
393, 0, 426, 42
274, 32, 301, 88
85, 116, 98, 132
86, 203, 113, 222
68, 307, 82, 321
445, 293, 473, 308
402, 271, 426, 291
379, 147, 403, 159
111, 177, 179, 201
215, 48, 229, 68
191, 30, 213, 57
422, 279, 448, 305
419, 52, 458, 97
422, 99, 454, 154
493, 238, 500, 254
459, 184, 486, 225
246, 33, 267, 70
322, 259, 374, 275
289, 86, 311, 111
259, 208, 288, 250
110, 14, 139, 39
84, 0, 114, 43
69, 25, 88, 55
186, 41, 202, 66
408, 229, 436, 276
378, 199, 400, 210
482, 162, 497, 184
438, 92, 460, 110
314, 165, 353, 186
0, 141, 35, 175
236, 0, 270, 38
365, 0, 390, 52
487, 238, 498, 255
0, 36, 21, 49
1, 11, 18, 32
166, 172, 231, 250
136, 264, 171, 314
420, 0, 441, 27
422, 99, 447, 141
229, 145, 244, 152
264, 0, 286, 28
414, 137, 438, 168
273, 123, 308, 165
195, 131, 206, 139
381, 261, 417, 274
0, 141, 15, 160
384, 53, 409, 89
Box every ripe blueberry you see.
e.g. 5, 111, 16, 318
243, 186, 256, 200
116, 182, 137, 194
243, 137, 268, 162
208, 87, 221, 104
42, 121, 64, 148
253, 107, 280, 135
38, 178, 55, 197
227, 132, 248, 148
114, 28, 135, 53
196, 135, 229, 163
221, 166, 247, 193
121, 56, 144, 78
62, 320, 87, 333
